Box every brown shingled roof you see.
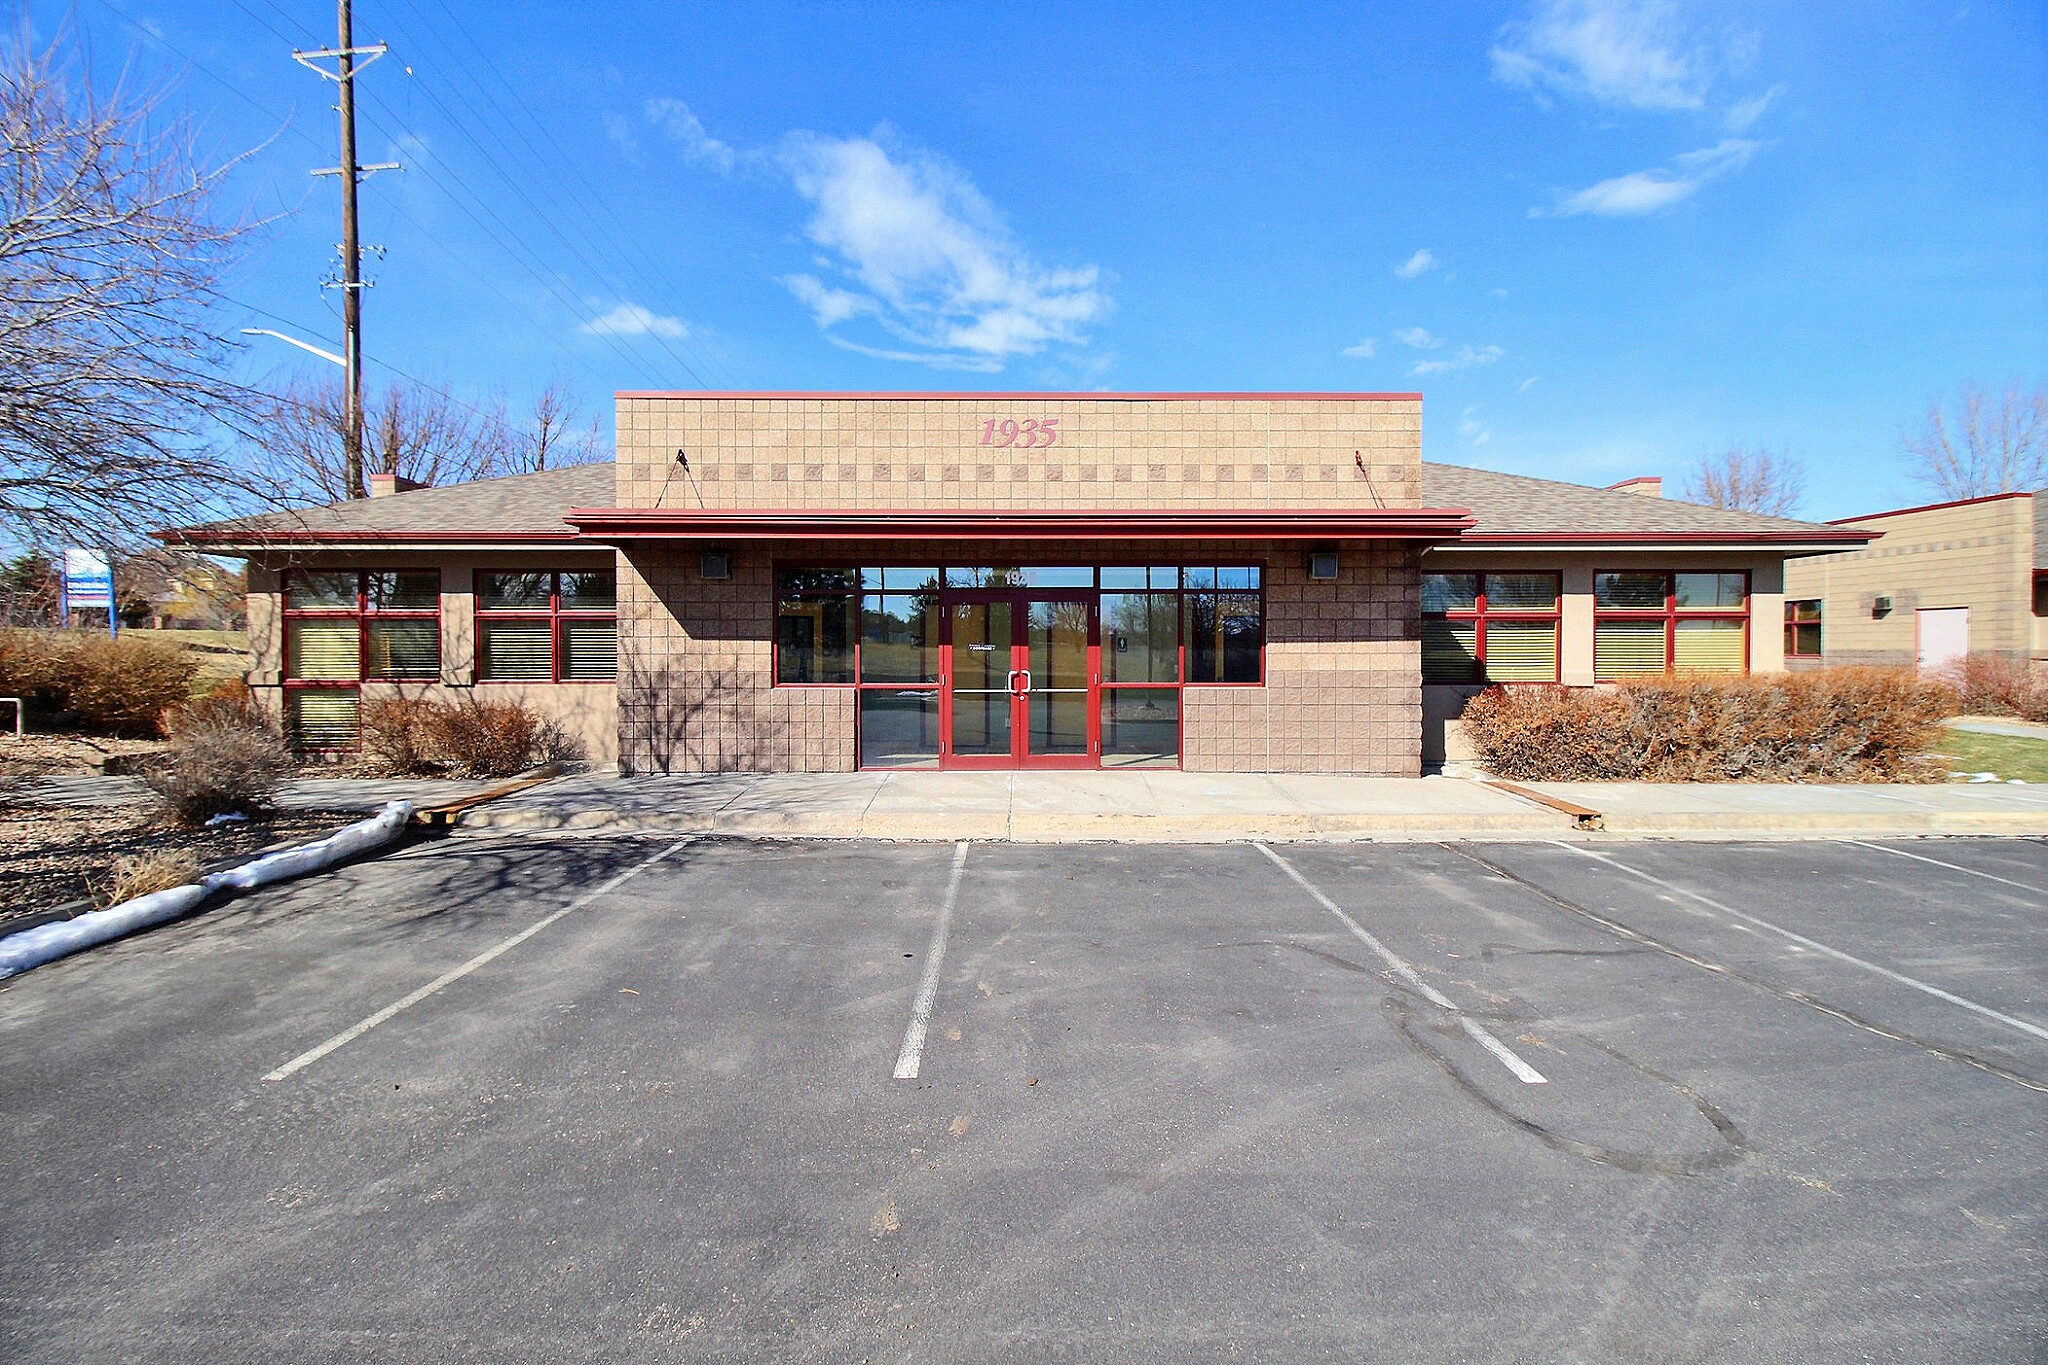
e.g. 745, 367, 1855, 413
164, 463, 613, 544
165, 458, 1863, 549
1421, 462, 1862, 542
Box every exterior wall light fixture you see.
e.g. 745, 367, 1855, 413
1308, 550, 1340, 582
701, 551, 732, 581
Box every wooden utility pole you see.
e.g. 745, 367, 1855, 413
294, 3, 398, 499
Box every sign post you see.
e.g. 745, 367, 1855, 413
62, 549, 116, 638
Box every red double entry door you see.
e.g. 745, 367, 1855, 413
942, 590, 1096, 769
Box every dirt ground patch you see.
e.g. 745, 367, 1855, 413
0, 805, 361, 928
0, 733, 169, 778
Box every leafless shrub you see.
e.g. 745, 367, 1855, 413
1938, 654, 2048, 723
359, 696, 442, 775
102, 848, 201, 906
0, 25, 266, 545
1462, 669, 1959, 783
143, 710, 291, 823
422, 696, 577, 778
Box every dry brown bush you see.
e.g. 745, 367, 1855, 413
360, 696, 443, 775
356, 694, 577, 778
142, 711, 292, 822
166, 678, 269, 734
422, 696, 576, 778
0, 629, 197, 734
1461, 668, 1959, 783
1939, 654, 2048, 723
103, 848, 202, 906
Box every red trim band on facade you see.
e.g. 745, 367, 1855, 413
613, 390, 1425, 402
1828, 490, 2033, 525
1452, 530, 1873, 546
564, 507, 1476, 542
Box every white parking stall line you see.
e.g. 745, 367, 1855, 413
264, 837, 693, 1083
1842, 840, 2047, 896
893, 841, 972, 1081
1554, 842, 2048, 1045
1255, 843, 1547, 1085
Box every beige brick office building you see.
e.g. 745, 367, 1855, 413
172, 391, 1871, 775
1783, 491, 2047, 673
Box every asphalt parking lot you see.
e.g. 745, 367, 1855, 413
2, 832, 2044, 1364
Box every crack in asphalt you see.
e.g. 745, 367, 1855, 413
1440, 843, 2048, 1097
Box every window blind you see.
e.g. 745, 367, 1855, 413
560, 619, 618, 681
1483, 622, 1558, 682
1422, 621, 1479, 682
478, 621, 554, 680
366, 620, 440, 680
1674, 620, 1745, 673
288, 690, 359, 747
288, 620, 359, 680
1595, 621, 1668, 678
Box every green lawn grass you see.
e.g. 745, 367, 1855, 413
1932, 726, 2048, 784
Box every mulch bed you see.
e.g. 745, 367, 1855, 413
0, 804, 365, 932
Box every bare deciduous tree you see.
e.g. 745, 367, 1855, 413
250, 371, 511, 504
1680, 444, 1806, 517
0, 28, 259, 546
1900, 377, 2048, 499
518, 379, 605, 473
250, 372, 607, 504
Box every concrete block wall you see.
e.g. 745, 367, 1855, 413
1783, 495, 2038, 665
613, 395, 1424, 512
617, 538, 1424, 776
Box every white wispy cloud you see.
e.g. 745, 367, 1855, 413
645, 98, 735, 173
1723, 84, 1782, 133
1537, 138, 1757, 216
1491, 0, 1716, 111
1518, 375, 1541, 393
1459, 405, 1493, 446
1393, 326, 1443, 349
1410, 344, 1505, 377
1340, 338, 1378, 359
775, 132, 1107, 370
1394, 248, 1437, 279
582, 302, 690, 339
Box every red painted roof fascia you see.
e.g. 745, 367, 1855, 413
160, 529, 579, 546
563, 507, 1474, 542
614, 390, 1424, 402
1829, 490, 2033, 524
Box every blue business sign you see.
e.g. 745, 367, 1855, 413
63, 548, 116, 634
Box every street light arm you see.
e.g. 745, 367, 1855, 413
241, 327, 346, 368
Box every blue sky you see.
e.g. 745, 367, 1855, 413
43, 0, 2048, 518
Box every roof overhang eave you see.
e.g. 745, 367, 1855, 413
1428, 530, 1875, 554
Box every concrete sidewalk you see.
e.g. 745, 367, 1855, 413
0, 775, 499, 811
459, 770, 2048, 842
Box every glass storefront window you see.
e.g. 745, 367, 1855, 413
367, 571, 440, 610
1675, 572, 1747, 610
776, 594, 856, 684
1595, 572, 1667, 609
1423, 573, 1479, 614
860, 592, 941, 683
1101, 592, 1179, 683
859, 689, 941, 768
1185, 591, 1262, 683
1099, 689, 1179, 768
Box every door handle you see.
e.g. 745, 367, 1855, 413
1012, 669, 1032, 695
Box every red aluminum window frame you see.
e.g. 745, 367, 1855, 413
474, 569, 618, 683
281, 568, 442, 683
1593, 570, 1750, 678
1423, 571, 1563, 684
1784, 599, 1823, 658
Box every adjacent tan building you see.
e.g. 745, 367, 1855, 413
170, 391, 1871, 776
1782, 491, 2048, 672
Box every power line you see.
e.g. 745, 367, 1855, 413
360, 3, 718, 388
394, 0, 750, 388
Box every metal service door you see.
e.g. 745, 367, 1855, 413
1916, 606, 1969, 676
